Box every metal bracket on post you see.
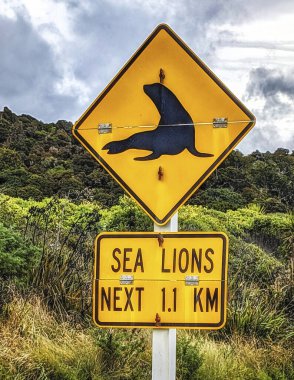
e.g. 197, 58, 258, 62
152, 213, 178, 380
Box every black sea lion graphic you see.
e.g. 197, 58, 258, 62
102, 83, 214, 161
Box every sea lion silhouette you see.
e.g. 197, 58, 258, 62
102, 83, 213, 161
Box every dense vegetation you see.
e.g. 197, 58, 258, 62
0, 107, 293, 379
0, 107, 293, 212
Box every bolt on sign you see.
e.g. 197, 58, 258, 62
72, 24, 255, 225
93, 232, 228, 329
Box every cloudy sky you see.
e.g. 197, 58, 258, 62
0, 0, 293, 153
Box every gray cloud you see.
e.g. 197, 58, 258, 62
238, 123, 294, 154
173, 0, 294, 65
51, 0, 255, 105
246, 67, 294, 98
0, 12, 78, 122
215, 38, 294, 53
55, 0, 254, 82
240, 66, 294, 153
69, 3, 155, 81
241, 0, 294, 19
245, 67, 294, 119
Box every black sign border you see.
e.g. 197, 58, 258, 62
73, 24, 255, 225
93, 232, 228, 329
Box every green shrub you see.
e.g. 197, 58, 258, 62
0, 147, 23, 170
229, 237, 284, 285
0, 223, 40, 284
176, 332, 202, 380
249, 214, 291, 259
262, 197, 288, 213
99, 196, 152, 232
179, 205, 225, 232
92, 329, 151, 379
190, 188, 246, 212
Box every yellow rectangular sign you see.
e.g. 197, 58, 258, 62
93, 232, 228, 329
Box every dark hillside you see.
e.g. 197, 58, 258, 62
0, 106, 293, 212
0, 107, 123, 205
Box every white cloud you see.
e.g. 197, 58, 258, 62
1, 0, 23, 19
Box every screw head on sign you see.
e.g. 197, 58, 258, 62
155, 313, 161, 326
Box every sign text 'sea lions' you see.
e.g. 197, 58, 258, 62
93, 232, 228, 329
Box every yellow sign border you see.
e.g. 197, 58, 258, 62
73, 24, 255, 225
93, 232, 228, 329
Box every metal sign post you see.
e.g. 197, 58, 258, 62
152, 213, 178, 380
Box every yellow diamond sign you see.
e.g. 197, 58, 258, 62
73, 24, 255, 225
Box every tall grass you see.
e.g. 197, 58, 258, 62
0, 294, 293, 380
196, 334, 294, 380
0, 294, 102, 379
92, 329, 151, 380
225, 283, 294, 342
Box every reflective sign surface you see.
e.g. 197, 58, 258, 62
73, 24, 255, 225
93, 232, 228, 329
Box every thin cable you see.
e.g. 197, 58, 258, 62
77, 120, 255, 131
